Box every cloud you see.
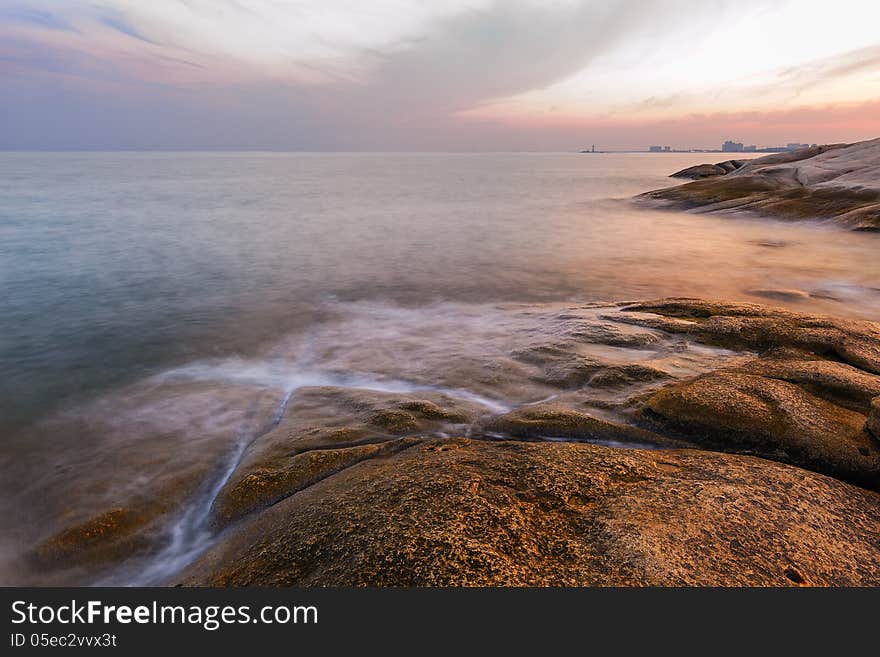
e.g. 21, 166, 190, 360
1, 0, 878, 149
601, 42, 880, 120
772, 44, 880, 98
0, 5, 74, 30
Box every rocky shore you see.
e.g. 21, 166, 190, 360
21, 298, 880, 586
638, 138, 880, 230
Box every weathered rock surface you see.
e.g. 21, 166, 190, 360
869, 397, 880, 438
30, 507, 161, 571
671, 159, 746, 179
617, 299, 880, 487
640, 138, 880, 229
644, 371, 880, 487
616, 298, 880, 374
210, 387, 484, 528
180, 439, 880, 586
479, 403, 676, 447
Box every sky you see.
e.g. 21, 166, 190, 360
1, 0, 879, 150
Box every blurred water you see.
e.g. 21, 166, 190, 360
3, 151, 879, 433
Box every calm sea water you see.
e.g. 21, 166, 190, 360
2, 151, 880, 433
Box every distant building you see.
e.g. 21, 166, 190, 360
743, 145, 757, 152
649, 145, 672, 152
786, 142, 809, 151
722, 140, 744, 152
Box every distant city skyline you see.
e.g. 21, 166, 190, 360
2, 1, 880, 150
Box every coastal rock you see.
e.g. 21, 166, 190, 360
640, 138, 880, 229
644, 371, 880, 488
671, 163, 728, 179
617, 299, 880, 486
212, 439, 419, 527
869, 397, 880, 438
586, 363, 670, 388
29, 507, 160, 570
479, 403, 674, 447
208, 386, 485, 529
560, 318, 661, 347
179, 439, 880, 586
510, 346, 603, 388
736, 356, 880, 409
618, 298, 880, 374
670, 159, 745, 179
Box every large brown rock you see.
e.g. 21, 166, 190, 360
617, 299, 880, 487
644, 371, 880, 488
209, 387, 485, 529
212, 439, 418, 527
180, 439, 880, 586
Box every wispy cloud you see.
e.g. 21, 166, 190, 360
1, 0, 878, 149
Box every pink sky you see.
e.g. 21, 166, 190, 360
2, 1, 879, 150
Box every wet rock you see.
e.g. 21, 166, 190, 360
510, 344, 605, 388
367, 409, 420, 433
538, 355, 604, 388
179, 439, 880, 586
209, 387, 484, 528
618, 298, 880, 374
396, 399, 473, 422
480, 403, 673, 447
562, 320, 661, 347
587, 364, 670, 388
212, 439, 419, 527
19, 297, 880, 586
644, 371, 880, 488
509, 315, 668, 390
30, 507, 159, 570
640, 139, 880, 229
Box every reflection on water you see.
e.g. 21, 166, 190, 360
1, 151, 879, 584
